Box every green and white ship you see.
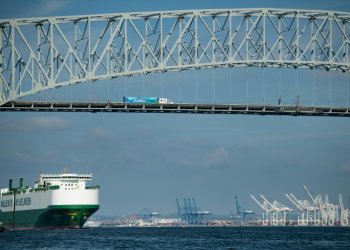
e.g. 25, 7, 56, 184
0, 172, 99, 229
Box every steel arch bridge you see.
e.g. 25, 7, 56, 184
1, 8, 350, 106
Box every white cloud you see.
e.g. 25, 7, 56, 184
205, 147, 232, 168
2, 0, 75, 19
175, 146, 232, 170
91, 127, 113, 139
340, 162, 350, 174
0, 116, 70, 132
33, 0, 73, 16
24, 116, 69, 130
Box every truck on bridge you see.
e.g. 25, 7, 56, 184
123, 96, 173, 104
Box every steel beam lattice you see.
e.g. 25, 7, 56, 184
1, 8, 350, 105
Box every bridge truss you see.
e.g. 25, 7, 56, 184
1, 8, 350, 106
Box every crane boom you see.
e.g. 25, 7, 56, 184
250, 194, 266, 210
303, 185, 317, 205
285, 193, 303, 211
260, 195, 273, 208
339, 194, 344, 210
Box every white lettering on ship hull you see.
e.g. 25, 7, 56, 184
1, 197, 31, 207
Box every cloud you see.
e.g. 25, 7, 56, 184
24, 116, 69, 130
0, 116, 70, 132
37, 0, 71, 15
174, 146, 233, 170
90, 127, 114, 139
340, 162, 350, 174
1, 0, 75, 19
26, 0, 74, 17
205, 147, 232, 168
315, 0, 350, 9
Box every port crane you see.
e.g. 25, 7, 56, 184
250, 194, 292, 226
301, 185, 350, 226
339, 194, 350, 226
303, 185, 322, 225
250, 195, 273, 226
250, 187, 350, 227
303, 185, 340, 226
285, 193, 306, 225
285, 193, 318, 225
234, 196, 254, 223
176, 197, 211, 225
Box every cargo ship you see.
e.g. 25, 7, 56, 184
0, 172, 99, 229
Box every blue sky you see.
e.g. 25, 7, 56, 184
1, 0, 350, 18
1, 0, 350, 216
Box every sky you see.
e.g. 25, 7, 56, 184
1, 0, 350, 217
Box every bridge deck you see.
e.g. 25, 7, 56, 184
1, 101, 349, 117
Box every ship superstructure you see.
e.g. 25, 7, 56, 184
0, 172, 99, 229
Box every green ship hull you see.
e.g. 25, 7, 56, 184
0, 205, 99, 229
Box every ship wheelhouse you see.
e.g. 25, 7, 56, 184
38, 173, 93, 191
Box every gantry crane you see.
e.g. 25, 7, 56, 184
176, 197, 211, 225
234, 196, 254, 223
339, 194, 350, 226
251, 194, 292, 226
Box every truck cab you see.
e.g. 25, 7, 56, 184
158, 98, 173, 104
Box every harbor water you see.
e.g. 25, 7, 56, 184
1, 226, 350, 249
